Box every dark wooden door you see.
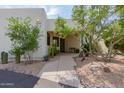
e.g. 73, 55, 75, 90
60, 38, 65, 52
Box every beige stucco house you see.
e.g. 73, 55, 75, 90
0, 8, 80, 61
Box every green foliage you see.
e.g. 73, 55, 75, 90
113, 6, 124, 51
103, 21, 124, 45
114, 39, 124, 51
72, 6, 87, 27
7, 17, 40, 63
55, 17, 76, 38
102, 21, 124, 60
1, 51, 8, 64
55, 17, 66, 29
72, 5, 124, 61
48, 40, 59, 57
115, 6, 124, 27
72, 5, 110, 55
102, 6, 124, 60
10, 48, 21, 63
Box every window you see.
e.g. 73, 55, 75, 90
53, 37, 59, 47
47, 33, 50, 45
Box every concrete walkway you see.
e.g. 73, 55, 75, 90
34, 53, 82, 88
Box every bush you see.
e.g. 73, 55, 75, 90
48, 40, 59, 58
48, 47, 52, 57
1, 51, 8, 64
7, 17, 40, 64
56, 47, 60, 54
10, 48, 22, 63
48, 47, 55, 57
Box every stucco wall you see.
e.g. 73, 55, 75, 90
0, 8, 80, 62
0, 8, 48, 61
65, 35, 80, 52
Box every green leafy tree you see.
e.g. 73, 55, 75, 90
114, 6, 124, 52
103, 21, 124, 61
55, 17, 76, 38
7, 17, 40, 63
102, 6, 124, 61
72, 5, 124, 62
72, 5, 111, 56
116, 6, 124, 26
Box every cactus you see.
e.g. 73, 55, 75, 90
1, 51, 8, 64
1, 52, 4, 63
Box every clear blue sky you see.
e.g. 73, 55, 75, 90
45, 5, 73, 19
0, 5, 74, 19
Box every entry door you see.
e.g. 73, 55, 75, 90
60, 38, 65, 52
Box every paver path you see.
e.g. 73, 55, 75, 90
34, 53, 82, 88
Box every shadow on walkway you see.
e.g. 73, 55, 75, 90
0, 69, 39, 88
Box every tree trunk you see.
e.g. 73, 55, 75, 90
24, 52, 32, 64
107, 44, 113, 62
15, 54, 21, 64
27, 52, 32, 63
89, 37, 92, 55
79, 34, 108, 58
93, 35, 108, 55
105, 38, 122, 62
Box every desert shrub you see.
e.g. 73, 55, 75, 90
1, 51, 8, 64
7, 17, 40, 63
48, 40, 59, 57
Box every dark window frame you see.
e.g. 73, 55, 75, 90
47, 33, 50, 45
53, 37, 59, 47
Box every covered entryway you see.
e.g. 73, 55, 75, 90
47, 31, 80, 53
65, 35, 80, 53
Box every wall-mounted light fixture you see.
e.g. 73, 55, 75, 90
36, 18, 41, 27
36, 17, 44, 37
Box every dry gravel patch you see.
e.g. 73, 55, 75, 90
0, 61, 46, 77
74, 55, 124, 88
